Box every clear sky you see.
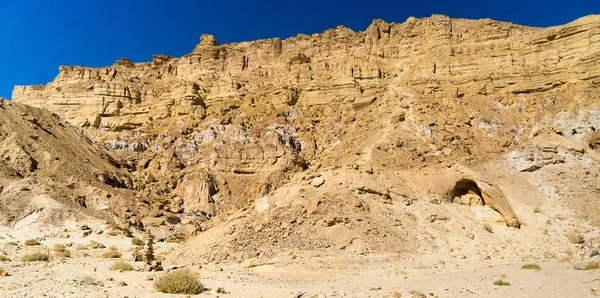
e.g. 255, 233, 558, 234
0, 0, 598, 99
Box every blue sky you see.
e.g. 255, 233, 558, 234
0, 0, 597, 99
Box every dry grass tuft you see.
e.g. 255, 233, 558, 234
574, 261, 600, 270
493, 279, 511, 286
109, 260, 135, 271
21, 252, 49, 262
23, 239, 40, 246
521, 263, 541, 270
100, 250, 122, 259
153, 268, 204, 294
52, 244, 71, 259
131, 238, 144, 246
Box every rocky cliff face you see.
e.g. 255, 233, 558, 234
9, 15, 600, 261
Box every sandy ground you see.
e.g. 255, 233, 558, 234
1, 244, 600, 298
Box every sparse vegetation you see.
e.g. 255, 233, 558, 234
153, 268, 204, 294
585, 262, 600, 270
484, 223, 493, 233
574, 261, 600, 270
20, 252, 49, 262
533, 207, 542, 213
53, 244, 66, 251
108, 245, 118, 251
521, 263, 541, 270
7, 241, 18, 246
23, 239, 40, 246
573, 262, 600, 270
100, 250, 122, 259
52, 243, 71, 258
0, 255, 9, 262
54, 251, 71, 259
493, 279, 511, 286
76, 245, 88, 250
131, 238, 144, 246
109, 260, 135, 271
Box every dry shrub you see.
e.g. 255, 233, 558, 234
574, 261, 600, 270
109, 260, 135, 271
54, 250, 71, 259
0, 255, 9, 262
494, 279, 511, 286
586, 262, 600, 270
100, 250, 122, 259
521, 263, 541, 270
52, 244, 71, 259
153, 268, 204, 294
24, 239, 40, 246
131, 238, 144, 246
21, 252, 49, 262
52, 244, 66, 251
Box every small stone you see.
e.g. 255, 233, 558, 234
311, 177, 325, 187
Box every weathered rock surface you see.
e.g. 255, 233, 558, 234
6, 15, 600, 263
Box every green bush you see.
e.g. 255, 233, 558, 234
494, 279, 511, 286
153, 268, 204, 294
21, 252, 49, 262
109, 260, 135, 271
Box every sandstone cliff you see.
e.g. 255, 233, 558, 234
9, 15, 600, 262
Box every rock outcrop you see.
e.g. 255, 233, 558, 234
8, 15, 600, 262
